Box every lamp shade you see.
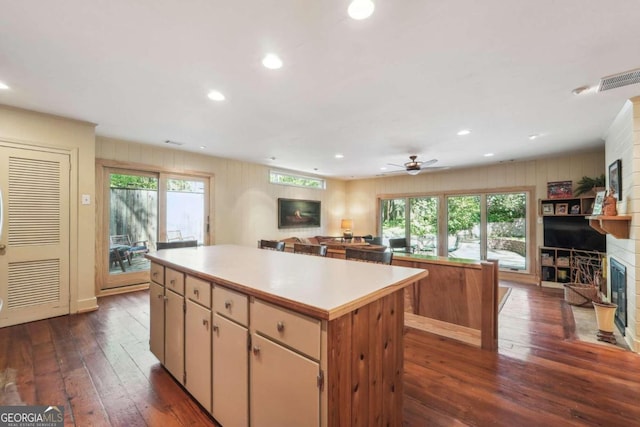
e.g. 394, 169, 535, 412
341, 219, 353, 230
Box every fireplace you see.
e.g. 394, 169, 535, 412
610, 257, 627, 335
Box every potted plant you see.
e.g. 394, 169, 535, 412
593, 299, 618, 344
574, 174, 606, 197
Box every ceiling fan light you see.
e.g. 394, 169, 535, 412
406, 168, 420, 175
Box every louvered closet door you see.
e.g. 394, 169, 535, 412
0, 146, 70, 327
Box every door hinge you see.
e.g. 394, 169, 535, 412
183, 372, 187, 385
317, 369, 324, 391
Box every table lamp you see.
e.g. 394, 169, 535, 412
341, 219, 353, 240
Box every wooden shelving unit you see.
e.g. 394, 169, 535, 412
586, 215, 632, 239
539, 247, 604, 288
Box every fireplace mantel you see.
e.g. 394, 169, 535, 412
586, 215, 631, 239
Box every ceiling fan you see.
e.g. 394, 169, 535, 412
387, 155, 439, 175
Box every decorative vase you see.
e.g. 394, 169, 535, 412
593, 301, 618, 344
602, 191, 618, 216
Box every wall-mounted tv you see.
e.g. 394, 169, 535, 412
543, 216, 605, 252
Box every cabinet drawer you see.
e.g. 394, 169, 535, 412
165, 268, 185, 295
214, 285, 248, 326
150, 262, 164, 285
186, 275, 211, 308
251, 299, 321, 360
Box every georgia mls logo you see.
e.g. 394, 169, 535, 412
0, 405, 64, 427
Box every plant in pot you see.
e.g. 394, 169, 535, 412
574, 174, 606, 197
565, 256, 618, 344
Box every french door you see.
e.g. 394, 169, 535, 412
0, 144, 70, 327
100, 167, 209, 291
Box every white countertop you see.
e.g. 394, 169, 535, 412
146, 244, 428, 320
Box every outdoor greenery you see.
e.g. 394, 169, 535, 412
269, 171, 325, 189
382, 193, 526, 238
110, 174, 158, 190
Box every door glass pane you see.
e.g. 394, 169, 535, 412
447, 195, 481, 260
487, 192, 526, 270
410, 197, 438, 255
166, 178, 205, 244
381, 198, 406, 245
109, 173, 158, 276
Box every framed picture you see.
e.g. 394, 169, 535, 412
542, 203, 554, 215
277, 198, 321, 229
592, 191, 606, 215
570, 204, 581, 215
555, 203, 569, 215
609, 159, 622, 200
547, 180, 573, 199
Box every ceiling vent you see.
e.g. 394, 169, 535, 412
164, 140, 184, 146
598, 67, 640, 92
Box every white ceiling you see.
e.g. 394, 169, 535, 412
1, 1, 640, 179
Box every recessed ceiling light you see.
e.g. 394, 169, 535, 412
0, 81, 9, 90
528, 134, 540, 140
484, 153, 494, 157
262, 54, 283, 70
335, 153, 344, 159
207, 90, 225, 101
348, 0, 375, 20
457, 129, 471, 136
380, 166, 387, 171
200, 145, 206, 150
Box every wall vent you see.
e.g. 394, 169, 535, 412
164, 140, 184, 146
598, 68, 640, 92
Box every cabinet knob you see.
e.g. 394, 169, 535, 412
213, 324, 219, 332
277, 321, 285, 332
252, 346, 261, 355
194, 289, 199, 297
202, 319, 209, 329
170, 279, 175, 285
224, 300, 232, 309
157, 294, 163, 299
152, 271, 158, 277
163, 296, 168, 301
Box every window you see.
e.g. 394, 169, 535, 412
379, 190, 529, 272
269, 170, 325, 189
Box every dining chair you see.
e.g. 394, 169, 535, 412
388, 237, 414, 254
345, 248, 393, 265
293, 243, 328, 257
258, 239, 285, 251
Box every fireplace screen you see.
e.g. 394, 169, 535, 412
610, 257, 627, 335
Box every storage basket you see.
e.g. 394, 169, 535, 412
563, 283, 598, 307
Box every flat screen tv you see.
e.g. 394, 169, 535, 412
543, 216, 606, 252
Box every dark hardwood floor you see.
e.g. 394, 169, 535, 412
1, 283, 639, 426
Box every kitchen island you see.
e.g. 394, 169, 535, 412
147, 244, 428, 427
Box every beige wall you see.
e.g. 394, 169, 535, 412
0, 104, 97, 313
96, 136, 348, 247
605, 98, 638, 351
346, 149, 605, 280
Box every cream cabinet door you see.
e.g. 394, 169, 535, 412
212, 314, 248, 427
185, 299, 212, 412
250, 334, 319, 427
165, 288, 184, 383
149, 282, 165, 363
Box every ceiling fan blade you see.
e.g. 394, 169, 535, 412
420, 158, 438, 167
386, 163, 406, 168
